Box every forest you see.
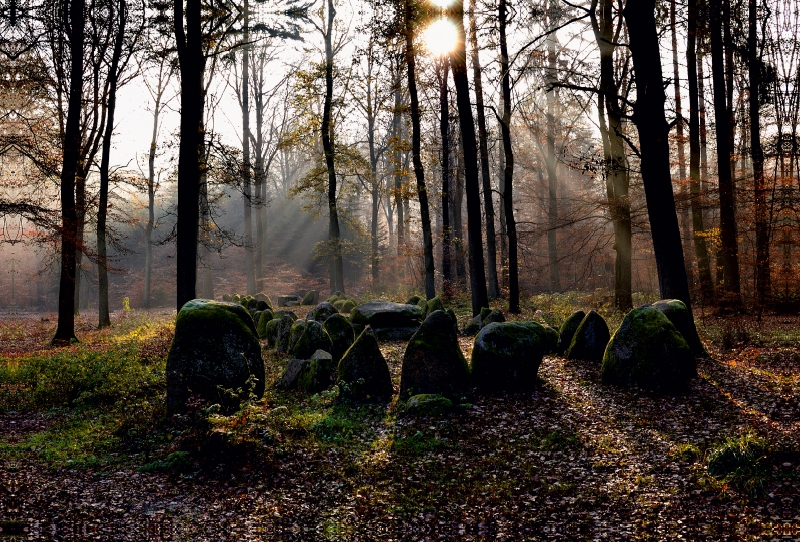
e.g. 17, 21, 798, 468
0, 0, 798, 538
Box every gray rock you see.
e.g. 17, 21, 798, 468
566, 310, 611, 363
557, 310, 586, 355
400, 311, 470, 401
602, 305, 696, 392
405, 394, 453, 416
166, 300, 264, 413
277, 358, 309, 389
278, 295, 302, 307
337, 327, 393, 402
471, 322, 544, 394
275, 313, 295, 354
288, 320, 307, 353
348, 300, 425, 326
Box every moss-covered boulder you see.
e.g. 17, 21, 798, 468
405, 394, 453, 416
340, 299, 356, 314
302, 290, 319, 306
399, 311, 470, 401
601, 305, 696, 392
166, 300, 265, 413
652, 299, 708, 357
264, 318, 279, 347
288, 320, 307, 353
256, 310, 274, 338
298, 350, 335, 393
464, 314, 483, 336
333, 299, 346, 311
253, 310, 264, 329
307, 302, 339, 323
566, 310, 611, 363
254, 293, 272, 305
337, 327, 393, 402
405, 295, 421, 306
277, 358, 308, 389
273, 309, 298, 322
557, 310, 586, 355
323, 314, 355, 363
426, 296, 445, 314
417, 298, 428, 317
471, 322, 544, 394
275, 313, 295, 354
256, 300, 270, 312
463, 307, 504, 336
292, 320, 333, 360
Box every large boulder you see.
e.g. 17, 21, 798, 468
263, 318, 279, 347
426, 296, 445, 315
307, 302, 339, 323
273, 309, 298, 322
601, 305, 696, 392
557, 310, 585, 355
256, 310, 274, 338
349, 301, 424, 341
518, 321, 559, 355
288, 320, 307, 353
463, 308, 504, 337
566, 311, 611, 363
277, 295, 302, 307
339, 299, 356, 314
256, 300, 270, 312
323, 314, 355, 363
652, 299, 708, 357
292, 320, 333, 360
302, 290, 319, 306
166, 300, 265, 413
275, 313, 296, 354
279, 350, 335, 393
405, 295, 421, 306
337, 327, 393, 402
471, 322, 544, 394
399, 311, 470, 401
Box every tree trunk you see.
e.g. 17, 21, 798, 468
671, 0, 692, 280
367, 50, 380, 287
498, 0, 518, 313
623, 0, 693, 312
468, 0, 499, 300
453, 142, 466, 282
591, 0, 632, 311
439, 56, 453, 288
687, 0, 715, 302
405, 0, 436, 299
174, 0, 205, 311
392, 81, 404, 272
545, 0, 560, 292
242, 0, 256, 295
450, 0, 488, 315
749, 0, 770, 306
97, 0, 126, 328
74, 166, 86, 316
709, 0, 742, 300
53, 0, 85, 344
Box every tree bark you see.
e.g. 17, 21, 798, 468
623, 0, 693, 312
498, 0, 518, 313
450, 0, 488, 315
97, 0, 126, 328
687, 0, 715, 302
241, 0, 256, 295
174, 0, 205, 311
671, 0, 692, 279
468, 0, 499, 300
709, 0, 742, 300
321, 0, 344, 293
53, 0, 85, 343
545, 0, 560, 292
439, 56, 453, 288
749, 0, 770, 306
405, 0, 435, 299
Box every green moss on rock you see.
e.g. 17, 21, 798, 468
405, 394, 453, 416
601, 305, 696, 392
471, 322, 543, 394
292, 320, 333, 360
323, 314, 355, 363
399, 311, 470, 401
557, 310, 585, 355
337, 327, 393, 403
566, 310, 611, 363
652, 299, 709, 357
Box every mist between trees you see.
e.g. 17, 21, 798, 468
0, 0, 797, 339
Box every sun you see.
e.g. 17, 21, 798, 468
423, 18, 458, 56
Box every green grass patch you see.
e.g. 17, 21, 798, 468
391, 431, 445, 457
706, 432, 769, 497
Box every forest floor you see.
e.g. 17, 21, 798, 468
0, 294, 798, 541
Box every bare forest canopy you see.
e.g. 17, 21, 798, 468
0, 0, 798, 338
